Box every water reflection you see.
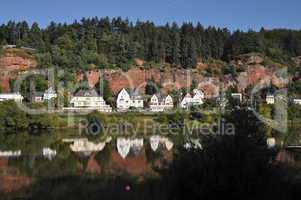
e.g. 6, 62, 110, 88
0, 150, 22, 157
149, 135, 174, 152
0, 135, 178, 177
42, 148, 57, 160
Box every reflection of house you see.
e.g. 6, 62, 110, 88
0, 93, 23, 102
117, 138, 131, 159
116, 88, 144, 111
231, 93, 242, 102
180, 89, 204, 109
294, 99, 301, 105
149, 94, 173, 112
266, 95, 275, 104
117, 138, 144, 159
184, 139, 203, 150
0, 150, 21, 157
149, 135, 174, 152
70, 139, 106, 156
42, 148, 57, 160
70, 89, 112, 112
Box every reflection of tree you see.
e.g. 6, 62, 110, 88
162, 108, 299, 199
95, 145, 112, 168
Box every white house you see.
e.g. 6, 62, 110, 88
266, 95, 275, 104
293, 99, 301, 105
231, 93, 243, 102
33, 93, 43, 102
180, 89, 204, 109
192, 89, 204, 103
0, 93, 23, 102
149, 94, 173, 112
70, 89, 112, 112
43, 87, 57, 101
33, 87, 57, 102
116, 88, 144, 111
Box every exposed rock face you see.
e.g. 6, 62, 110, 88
77, 67, 203, 94
134, 58, 144, 66
0, 49, 37, 92
236, 65, 288, 92
234, 53, 264, 66
0, 49, 37, 71
198, 77, 220, 98
0, 74, 10, 92
78, 65, 285, 98
0, 50, 288, 95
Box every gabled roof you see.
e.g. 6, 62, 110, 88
74, 89, 99, 97
119, 88, 143, 100
153, 93, 171, 102
45, 87, 56, 94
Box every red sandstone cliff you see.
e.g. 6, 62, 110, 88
0, 48, 37, 92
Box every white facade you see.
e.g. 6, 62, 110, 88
70, 89, 112, 112
266, 95, 275, 104
180, 89, 204, 109
43, 87, 57, 101
116, 88, 144, 111
231, 93, 242, 102
34, 95, 43, 102
0, 93, 23, 102
117, 138, 144, 159
192, 89, 204, 103
149, 94, 174, 112
149, 135, 174, 152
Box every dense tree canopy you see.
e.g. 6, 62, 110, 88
0, 17, 301, 70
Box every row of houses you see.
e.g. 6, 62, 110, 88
116, 88, 205, 112
1, 87, 300, 112
0, 88, 57, 103
265, 94, 301, 105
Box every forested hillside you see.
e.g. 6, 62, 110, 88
0, 17, 301, 71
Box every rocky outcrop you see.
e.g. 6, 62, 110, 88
80, 67, 210, 94
134, 58, 144, 66
0, 50, 288, 95
0, 49, 37, 71
78, 64, 286, 97
236, 65, 288, 92
233, 53, 264, 66
0, 49, 37, 92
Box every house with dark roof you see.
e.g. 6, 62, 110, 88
70, 89, 112, 112
180, 89, 204, 109
116, 88, 144, 111
149, 94, 173, 112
